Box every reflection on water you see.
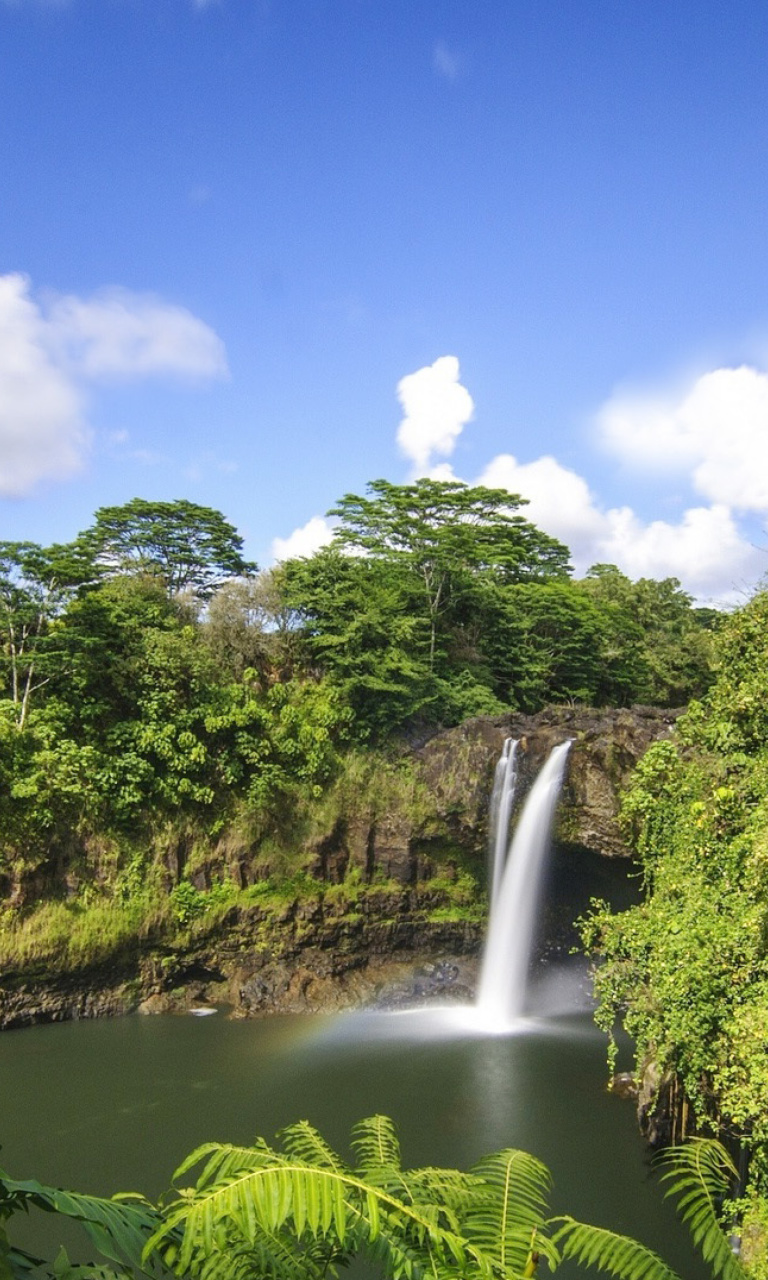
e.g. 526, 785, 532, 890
0, 847, 700, 1274
0, 1003, 705, 1278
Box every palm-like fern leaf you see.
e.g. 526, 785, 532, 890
1, 1178, 164, 1279
657, 1139, 746, 1280
278, 1121, 348, 1173
464, 1149, 558, 1274
145, 1152, 471, 1280
351, 1115, 402, 1175
551, 1217, 684, 1280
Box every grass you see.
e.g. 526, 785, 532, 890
0, 897, 167, 971
0, 861, 486, 976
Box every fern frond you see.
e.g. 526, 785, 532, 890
552, 1217, 684, 1280
657, 1139, 746, 1280
278, 1121, 347, 1173
351, 1115, 402, 1174
2, 1177, 163, 1278
171, 1140, 275, 1191
144, 1160, 467, 1278
464, 1149, 554, 1273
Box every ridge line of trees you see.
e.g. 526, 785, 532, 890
0, 481, 720, 867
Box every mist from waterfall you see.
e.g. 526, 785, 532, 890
487, 737, 519, 908
476, 741, 572, 1030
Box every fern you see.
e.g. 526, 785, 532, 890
351, 1114, 402, 1174
657, 1139, 746, 1280
552, 1217, 684, 1280
146, 1151, 471, 1280
278, 1120, 348, 1173
0, 1175, 166, 1280
464, 1149, 558, 1274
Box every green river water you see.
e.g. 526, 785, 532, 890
0, 848, 708, 1276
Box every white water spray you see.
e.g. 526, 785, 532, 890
476, 741, 572, 1029
487, 737, 519, 907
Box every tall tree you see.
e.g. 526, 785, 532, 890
84, 498, 256, 598
0, 540, 95, 728
329, 479, 571, 671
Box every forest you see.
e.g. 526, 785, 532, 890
4, 481, 768, 1279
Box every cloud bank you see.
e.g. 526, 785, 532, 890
414, 356, 768, 602
272, 352, 768, 603
0, 273, 227, 497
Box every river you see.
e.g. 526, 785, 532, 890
0, 847, 707, 1277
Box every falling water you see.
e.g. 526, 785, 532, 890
476, 741, 572, 1029
487, 737, 519, 907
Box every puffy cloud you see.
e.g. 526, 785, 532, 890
478, 449, 761, 602
596, 503, 761, 599
0, 274, 88, 496
598, 365, 768, 512
271, 516, 334, 563
47, 287, 228, 380
0, 272, 227, 497
396, 355, 474, 471
478, 453, 605, 568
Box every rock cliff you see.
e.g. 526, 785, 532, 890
0, 705, 677, 1029
304, 704, 680, 886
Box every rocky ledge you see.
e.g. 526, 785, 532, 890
0, 889, 481, 1030
307, 704, 681, 885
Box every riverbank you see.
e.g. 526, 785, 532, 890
0, 883, 482, 1028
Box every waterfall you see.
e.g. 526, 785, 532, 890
487, 737, 519, 907
476, 741, 572, 1028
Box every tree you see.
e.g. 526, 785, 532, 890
582, 592, 768, 1183
280, 548, 432, 738
0, 540, 96, 729
577, 565, 717, 707
329, 479, 571, 671
1, 1116, 742, 1280
83, 499, 256, 599
483, 581, 607, 710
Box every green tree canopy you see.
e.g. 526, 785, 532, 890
582, 590, 768, 1184
0, 539, 96, 728
83, 498, 256, 598
329, 478, 571, 669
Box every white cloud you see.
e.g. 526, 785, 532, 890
47, 287, 228, 380
0, 274, 89, 496
479, 453, 605, 568
0, 272, 227, 497
597, 503, 761, 599
477, 449, 762, 603
433, 41, 461, 80
271, 516, 335, 563
396, 355, 474, 471
598, 365, 768, 512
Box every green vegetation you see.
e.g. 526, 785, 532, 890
0, 1116, 747, 1280
0, 482, 716, 969
582, 590, 768, 1210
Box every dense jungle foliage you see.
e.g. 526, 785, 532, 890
0, 481, 718, 965
582, 589, 768, 1254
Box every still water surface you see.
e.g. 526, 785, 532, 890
0, 998, 705, 1277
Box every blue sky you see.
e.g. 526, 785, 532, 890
2, 0, 768, 602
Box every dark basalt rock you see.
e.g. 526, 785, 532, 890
305, 705, 680, 886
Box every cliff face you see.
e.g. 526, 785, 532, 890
304, 705, 680, 887
0, 705, 676, 1029
0, 889, 482, 1029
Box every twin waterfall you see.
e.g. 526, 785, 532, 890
475, 739, 572, 1029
